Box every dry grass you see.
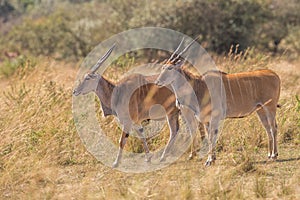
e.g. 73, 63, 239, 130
0, 53, 299, 199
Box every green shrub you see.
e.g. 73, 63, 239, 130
3, 11, 92, 60
1, 0, 300, 60
0, 55, 36, 77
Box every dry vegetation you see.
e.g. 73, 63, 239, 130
0, 51, 299, 199
1, 1, 299, 199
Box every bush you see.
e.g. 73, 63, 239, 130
1, 0, 300, 60
0, 55, 36, 77
3, 11, 92, 60
285, 26, 300, 56
128, 0, 267, 53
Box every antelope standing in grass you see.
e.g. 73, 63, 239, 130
155, 39, 281, 166
73, 45, 203, 167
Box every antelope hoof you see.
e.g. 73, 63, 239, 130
268, 153, 278, 159
160, 156, 166, 162
205, 160, 212, 167
112, 161, 119, 168
204, 155, 216, 167
188, 152, 196, 160
145, 153, 152, 163
270, 153, 278, 160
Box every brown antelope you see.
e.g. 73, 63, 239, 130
73, 45, 203, 167
155, 39, 281, 166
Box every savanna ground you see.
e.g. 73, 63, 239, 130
1, 1, 300, 199
0, 50, 299, 199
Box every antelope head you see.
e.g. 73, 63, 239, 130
155, 37, 197, 87
73, 44, 115, 96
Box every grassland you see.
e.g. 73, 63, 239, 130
0, 52, 299, 199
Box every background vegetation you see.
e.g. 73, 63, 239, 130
0, 0, 299, 199
1, 0, 300, 63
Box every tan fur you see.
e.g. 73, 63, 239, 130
214, 69, 280, 118
156, 67, 281, 166
73, 45, 205, 167
74, 72, 187, 167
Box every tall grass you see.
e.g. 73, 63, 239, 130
0, 53, 299, 199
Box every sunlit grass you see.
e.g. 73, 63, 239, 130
0, 54, 299, 199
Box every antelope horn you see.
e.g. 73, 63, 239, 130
171, 35, 200, 63
167, 37, 185, 63
90, 43, 116, 73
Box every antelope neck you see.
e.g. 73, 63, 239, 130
95, 76, 115, 116
170, 69, 201, 115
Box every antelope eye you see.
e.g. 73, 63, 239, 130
167, 66, 173, 70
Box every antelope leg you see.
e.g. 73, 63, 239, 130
112, 131, 129, 168
134, 126, 152, 162
160, 112, 179, 162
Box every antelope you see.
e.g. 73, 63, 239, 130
73, 45, 203, 168
155, 38, 281, 166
